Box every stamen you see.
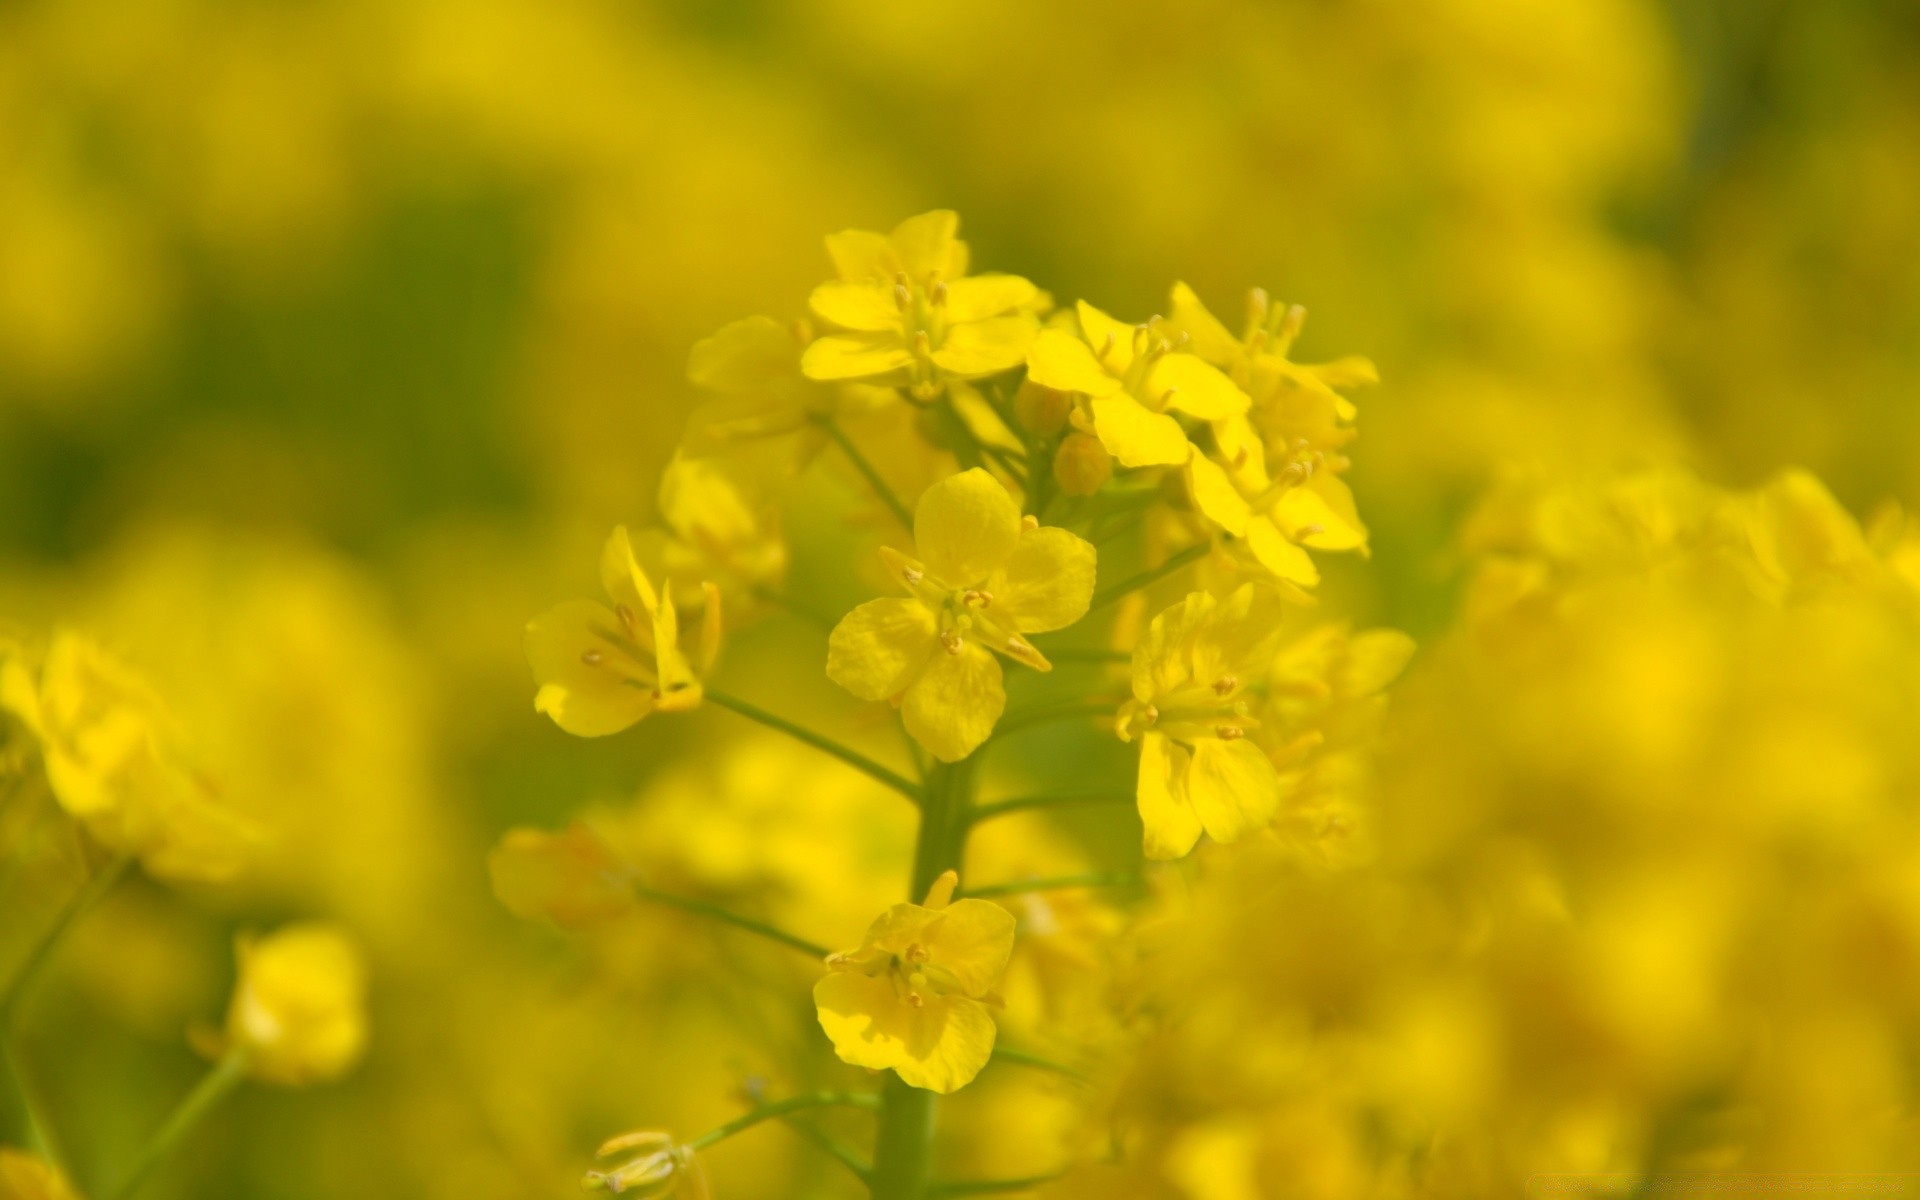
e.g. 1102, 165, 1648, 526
962, 589, 992, 608
903, 566, 924, 585
930, 280, 948, 306
894, 283, 912, 312
941, 631, 964, 655
1297, 524, 1324, 538
1216, 725, 1245, 741
1212, 675, 1238, 696
1020, 514, 1039, 531
582, 650, 605, 666
614, 603, 638, 632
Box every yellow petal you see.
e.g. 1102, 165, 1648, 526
1089, 394, 1190, 468
1186, 452, 1251, 535
923, 899, 1017, 996
1075, 301, 1135, 373
1150, 353, 1250, 419
931, 316, 1036, 378
810, 280, 902, 332
889, 210, 962, 279
801, 333, 913, 381
892, 995, 997, 1093
488, 825, 634, 928
525, 600, 655, 737
989, 526, 1096, 634
826, 598, 938, 702
813, 974, 996, 1093
1186, 737, 1279, 844
825, 228, 895, 280
902, 642, 1004, 762
1277, 474, 1369, 552
1025, 329, 1119, 396
943, 274, 1037, 322
600, 525, 658, 616
1245, 517, 1320, 588
1340, 629, 1416, 697
1168, 281, 1242, 366
1138, 732, 1202, 861
915, 468, 1021, 585
686, 316, 798, 392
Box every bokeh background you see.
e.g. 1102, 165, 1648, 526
4, 0, 1919, 1196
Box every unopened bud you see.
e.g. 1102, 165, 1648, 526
1053, 433, 1113, 496
1013, 379, 1072, 437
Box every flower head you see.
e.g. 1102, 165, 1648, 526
526, 527, 722, 737
826, 469, 1095, 761
221, 922, 368, 1086
801, 211, 1041, 399
814, 870, 1015, 1093
582, 1130, 708, 1198
1118, 586, 1286, 860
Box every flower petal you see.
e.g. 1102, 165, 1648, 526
1245, 517, 1321, 588
892, 996, 997, 1093
1186, 737, 1280, 844
825, 229, 895, 280
1150, 353, 1250, 419
931, 316, 1036, 378
802, 333, 913, 381
686, 316, 799, 392
1089, 395, 1190, 468
1187, 452, 1251, 535
1026, 329, 1119, 397
810, 281, 903, 332
525, 600, 656, 737
943, 274, 1037, 322
1277, 474, 1369, 552
889, 210, 962, 280
902, 642, 1004, 762
916, 468, 1022, 585
1168, 281, 1242, 366
827, 598, 938, 702
814, 972, 995, 1094
600, 525, 658, 618
1075, 301, 1136, 373
1138, 732, 1203, 860
924, 899, 1017, 996
989, 526, 1096, 634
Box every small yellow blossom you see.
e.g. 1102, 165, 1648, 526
826, 469, 1095, 761
1118, 587, 1286, 860
814, 869, 1015, 1094
488, 823, 636, 929
0, 1148, 80, 1200
0, 630, 253, 882
801, 210, 1040, 399
525, 527, 721, 737
635, 452, 787, 611
583, 1130, 708, 1198
221, 922, 368, 1086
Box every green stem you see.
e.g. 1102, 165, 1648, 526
967, 792, 1133, 826
629, 881, 830, 959
929, 1173, 1066, 1196
871, 759, 972, 1200
991, 702, 1117, 740
706, 689, 922, 803
817, 415, 915, 530
1086, 542, 1209, 614
2, 1039, 64, 1168
782, 1116, 872, 1183
108, 1050, 249, 1200
685, 1092, 880, 1152
960, 872, 1139, 900
2, 854, 133, 1032
1031, 647, 1129, 664
987, 1045, 1088, 1082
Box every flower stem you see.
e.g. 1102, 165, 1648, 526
816, 415, 915, 531
967, 791, 1133, 826
628, 880, 829, 959
685, 1092, 880, 1152
930, 1172, 1067, 1196
2, 1039, 64, 1169
705, 689, 922, 803
1086, 541, 1210, 614
987, 1045, 1088, 1082
782, 1116, 873, 1183
990, 701, 1117, 740
107, 1050, 249, 1200
1, 854, 133, 1032
959, 872, 1139, 900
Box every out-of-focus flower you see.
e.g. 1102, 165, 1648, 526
488, 823, 636, 930
801, 210, 1040, 399
526, 527, 721, 736
0, 629, 253, 882
0, 1148, 80, 1200
814, 869, 1014, 1094
1117, 586, 1284, 860
634, 453, 787, 614
827, 468, 1094, 761
582, 1130, 708, 1198
219, 922, 368, 1087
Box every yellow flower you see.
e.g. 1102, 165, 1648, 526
525, 527, 721, 737
801, 210, 1040, 399
221, 922, 368, 1086
0, 1148, 80, 1200
814, 869, 1015, 1094
583, 1130, 708, 1199
826, 469, 1095, 761
0, 630, 254, 882
1117, 587, 1285, 860
488, 823, 636, 929
634, 452, 787, 612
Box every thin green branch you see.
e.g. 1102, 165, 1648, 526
991, 702, 1118, 740
705, 689, 922, 803
930, 1172, 1068, 1196
751, 587, 836, 630
987, 1045, 1089, 1082
685, 1092, 880, 1152
3, 854, 133, 1032
629, 880, 830, 960
1086, 542, 1210, 614
781, 1116, 872, 1183
815, 415, 915, 530
960, 872, 1139, 900
3, 1039, 66, 1169
108, 1050, 249, 1200
968, 791, 1134, 825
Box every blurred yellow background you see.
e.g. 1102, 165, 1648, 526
4, 0, 1920, 1197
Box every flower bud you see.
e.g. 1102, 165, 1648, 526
1012, 380, 1071, 438
224, 922, 368, 1086
1053, 433, 1113, 496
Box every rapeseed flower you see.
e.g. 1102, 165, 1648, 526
801, 210, 1040, 399
583, 1131, 707, 1198
827, 468, 1094, 761
813, 869, 1014, 1093
525, 527, 721, 737
1117, 586, 1286, 860
219, 922, 368, 1086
